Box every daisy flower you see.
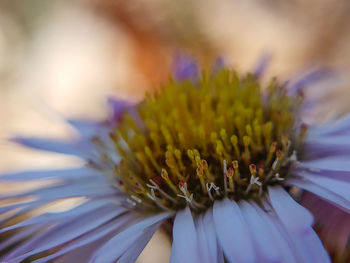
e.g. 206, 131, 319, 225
1, 55, 349, 263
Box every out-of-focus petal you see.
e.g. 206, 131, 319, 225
31, 213, 137, 263
172, 54, 198, 82
268, 186, 313, 234
0, 167, 98, 182
195, 208, 224, 263
301, 156, 350, 171
213, 198, 256, 263
89, 212, 171, 263
288, 177, 350, 213
4, 204, 126, 262
10, 136, 90, 157
264, 200, 330, 263
253, 53, 271, 78
239, 200, 281, 262
170, 206, 199, 263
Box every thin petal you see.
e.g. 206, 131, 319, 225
4, 204, 126, 261
253, 53, 271, 78
265, 202, 330, 263
295, 173, 350, 201
117, 223, 160, 263
295, 166, 350, 182
67, 119, 101, 138
0, 198, 119, 234
309, 113, 350, 136
239, 201, 281, 262
213, 198, 256, 263
288, 178, 350, 213
32, 212, 137, 263
170, 206, 199, 263
268, 186, 313, 234
89, 212, 171, 263
11, 137, 90, 157
195, 209, 224, 263
250, 203, 297, 263
0, 167, 98, 182
301, 157, 350, 171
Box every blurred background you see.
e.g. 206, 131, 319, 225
1, 0, 350, 262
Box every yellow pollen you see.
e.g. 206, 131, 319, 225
103, 68, 305, 212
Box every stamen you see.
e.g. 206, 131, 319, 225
103, 67, 304, 212
227, 167, 235, 192
232, 160, 240, 181
223, 160, 228, 196
161, 169, 179, 194
146, 179, 178, 204
206, 182, 221, 201
245, 164, 262, 195
146, 189, 172, 211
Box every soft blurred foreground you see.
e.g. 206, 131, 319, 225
1, 0, 350, 262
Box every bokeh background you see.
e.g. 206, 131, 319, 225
1, 0, 350, 262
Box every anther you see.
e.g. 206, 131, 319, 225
227, 167, 235, 192
230, 135, 241, 158
206, 182, 221, 201
196, 165, 207, 193
161, 168, 179, 194
243, 136, 251, 165
266, 141, 277, 165
232, 160, 240, 180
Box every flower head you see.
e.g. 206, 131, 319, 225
1, 56, 349, 263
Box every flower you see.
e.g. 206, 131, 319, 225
1, 55, 349, 263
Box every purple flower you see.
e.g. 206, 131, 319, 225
1, 57, 349, 263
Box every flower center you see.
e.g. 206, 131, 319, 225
97, 69, 305, 212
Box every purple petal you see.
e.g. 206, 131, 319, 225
67, 119, 102, 138
0, 167, 98, 182
195, 209, 224, 263
268, 186, 313, 234
303, 140, 350, 159
107, 97, 134, 123
295, 166, 350, 182
1, 179, 117, 201
264, 201, 330, 263
253, 53, 271, 78
309, 114, 350, 136
294, 173, 350, 201
288, 177, 350, 213
117, 223, 160, 263
250, 203, 297, 263
0, 225, 42, 252
170, 206, 199, 263
89, 212, 171, 263
5, 204, 126, 261
11, 136, 90, 157
239, 200, 281, 262
172, 54, 199, 82
288, 68, 333, 95
301, 157, 350, 171
213, 198, 256, 263
211, 57, 225, 74
0, 198, 120, 234
301, 192, 350, 255
32, 212, 138, 263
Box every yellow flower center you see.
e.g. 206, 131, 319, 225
104, 68, 305, 212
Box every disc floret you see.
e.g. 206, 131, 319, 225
98, 69, 305, 212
